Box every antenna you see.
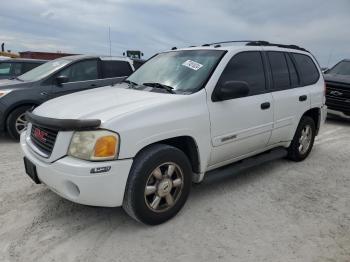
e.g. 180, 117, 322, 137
108, 26, 112, 56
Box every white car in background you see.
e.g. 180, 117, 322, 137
21, 41, 327, 225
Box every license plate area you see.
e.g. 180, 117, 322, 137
24, 157, 41, 184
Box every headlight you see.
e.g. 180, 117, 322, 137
68, 130, 120, 161
0, 90, 12, 98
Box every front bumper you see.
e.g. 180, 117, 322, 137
327, 108, 350, 120
21, 132, 133, 207
0, 102, 6, 132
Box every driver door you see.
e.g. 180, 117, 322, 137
207, 51, 274, 168
51, 59, 100, 97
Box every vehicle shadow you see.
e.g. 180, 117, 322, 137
0, 132, 16, 143
326, 117, 350, 127
29, 155, 284, 229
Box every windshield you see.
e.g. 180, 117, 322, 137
328, 61, 350, 76
0, 62, 11, 76
18, 59, 70, 81
126, 50, 225, 94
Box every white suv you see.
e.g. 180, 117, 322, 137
21, 41, 327, 225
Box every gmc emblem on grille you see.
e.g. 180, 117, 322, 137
330, 91, 343, 96
34, 128, 48, 143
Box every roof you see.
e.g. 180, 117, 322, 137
1, 58, 48, 63
19, 51, 76, 56
55, 54, 133, 62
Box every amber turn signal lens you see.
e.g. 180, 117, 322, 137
93, 135, 117, 158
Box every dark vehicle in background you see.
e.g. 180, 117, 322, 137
324, 59, 350, 120
0, 55, 142, 139
0, 58, 47, 80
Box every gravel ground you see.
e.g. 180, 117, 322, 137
0, 119, 349, 262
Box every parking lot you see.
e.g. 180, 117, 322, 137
0, 119, 349, 262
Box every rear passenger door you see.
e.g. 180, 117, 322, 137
267, 52, 314, 145
208, 51, 274, 167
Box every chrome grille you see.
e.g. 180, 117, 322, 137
30, 125, 58, 157
326, 82, 350, 114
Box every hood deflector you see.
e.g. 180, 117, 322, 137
26, 112, 101, 131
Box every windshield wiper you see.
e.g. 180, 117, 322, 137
142, 82, 175, 94
122, 79, 138, 87
13, 76, 24, 82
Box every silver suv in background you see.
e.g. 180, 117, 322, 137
0, 58, 47, 80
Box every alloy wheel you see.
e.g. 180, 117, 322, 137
15, 113, 27, 134
298, 125, 312, 154
144, 162, 184, 213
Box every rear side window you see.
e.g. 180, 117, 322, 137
267, 51, 290, 90
217, 51, 266, 96
101, 61, 133, 78
0, 62, 11, 76
11, 63, 22, 76
285, 54, 299, 87
132, 60, 144, 70
292, 53, 319, 86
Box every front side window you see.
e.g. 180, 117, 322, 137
18, 59, 70, 82
292, 53, 320, 86
126, 50, 225, 94
0, 62, 12, 76
59, 60, 98, 82
328, 60, 350, 76
101, 61, 133, 78
216, 51, 266, 96
22, 63, 42, 74
268, 51, 290, 90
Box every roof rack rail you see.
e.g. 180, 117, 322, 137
205, 40, 265, 46
246, 41, 309, 52
196, 40, 309, 53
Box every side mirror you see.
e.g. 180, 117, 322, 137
56, 75, 69, 86
213, 81, 250, 101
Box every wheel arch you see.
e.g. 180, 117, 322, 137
3, 101, 39, 131
133, 136, 201, 175
302, 107, 321, 135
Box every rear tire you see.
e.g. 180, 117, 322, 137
287, 116, 316, 162
123, 144, 192, 225
6, 105, 33, 140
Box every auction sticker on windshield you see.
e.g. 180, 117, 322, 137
182, 60, 203, 71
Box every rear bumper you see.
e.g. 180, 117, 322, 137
21, 132, 133, 207
327, 108, 350, 120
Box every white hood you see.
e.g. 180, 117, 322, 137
34, 85, 181, 123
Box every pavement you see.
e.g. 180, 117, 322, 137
0, 119, 349, 262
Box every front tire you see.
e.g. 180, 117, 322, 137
123, 144, 192, 225
6, 105, 33, 140
287, 116, 316, 162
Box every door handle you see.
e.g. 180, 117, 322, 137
299, 95, 307, 102
40, 92, 48, 96
261, 102, 271, 110
90, 84, 97, 87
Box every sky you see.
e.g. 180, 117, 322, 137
1, 0, 349, 67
